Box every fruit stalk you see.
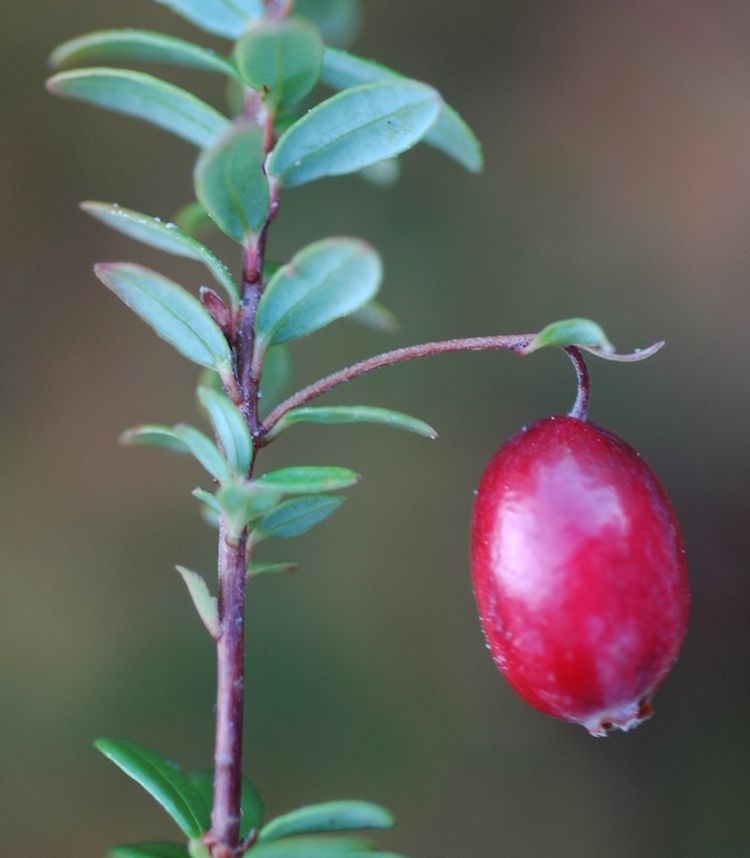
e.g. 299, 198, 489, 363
564, 346, 590, 420
260, 333, 537, 439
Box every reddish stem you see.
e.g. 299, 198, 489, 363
564, 346, 591, 421
208, 520, 249, 858
260, 333, 536, 439
209, 214, 275, 858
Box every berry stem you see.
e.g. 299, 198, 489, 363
564, 346, 590, 421
259, 333, 537, 440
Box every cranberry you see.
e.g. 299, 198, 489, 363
470, 415, 688, 736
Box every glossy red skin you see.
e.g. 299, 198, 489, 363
470, 416, 689, 736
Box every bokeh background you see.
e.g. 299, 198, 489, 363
3, 1, 750, 855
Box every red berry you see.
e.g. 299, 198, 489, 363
470, 415, 688, 736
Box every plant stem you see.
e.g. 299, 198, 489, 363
209, 519, 249, 858
260, 333, 537, 439
564, 346, 591, 421
209, 240, 272, 858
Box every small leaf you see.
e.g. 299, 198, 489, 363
359, 158, 401, 187
260, 801, 394, 843
259, 345, 293, 416
581, 341, 666, 363
248, 561, 299, 578
250, 836, 397, 857
110, 843, 190, 858
425, 104, 483, 174
82, 202, 239, 304
94, 263, 232, 372
522, 319, 615, 355
176, 566, 219, 638
197, 387, 253, 475
200, 505, 221, 530
255, 495, 344, 540
294, 0, 363, 47
320, 48, 482, 172
153, 0, 263, 39
175, 201, 216, 237
192, 487, 222, 513
120, 424, 190, 454
189, 770, 264, 837
254, 239, 382, 352
194, 123, 269, 243
49, 29, 238, 77
173, 424, 232, 482
348, 301, 398, 334
269, 406, 437, 441
257, 466, 360, 494
46, 68, 230, 148
217, 480, 282, 537
95, 738, 210, 838
234, 20, 322, 110
268, 81, 442, 187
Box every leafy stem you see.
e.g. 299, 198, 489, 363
210, 208, 278, 857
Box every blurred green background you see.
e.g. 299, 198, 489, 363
3, 1, 750, 855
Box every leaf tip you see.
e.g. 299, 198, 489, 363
44, 73, 61, 93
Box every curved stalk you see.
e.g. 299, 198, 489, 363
564, 346, 590, 421
259, 333, 536, 440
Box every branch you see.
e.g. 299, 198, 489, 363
260, 333, 536, 438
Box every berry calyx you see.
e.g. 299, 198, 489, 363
470, 415, 689, 736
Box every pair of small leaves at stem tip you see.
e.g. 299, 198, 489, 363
97, 736, 403, 858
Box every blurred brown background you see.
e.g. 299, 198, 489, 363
2, 1, 750, 856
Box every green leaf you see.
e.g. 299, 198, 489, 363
197, 387, 253, 475
320, 48, 482, 172
94, 263, 232, 372
194, 123, 269, 244
247, 561, 299, 578
294, 0, 363, 47
234, 20, 323, 110
216, 480, 282, 537
348, 301, 398, 334
189, 770, 264, 838
120, 424, 191, 454
257, 466, 360, 494
250, 836, 398, 857
176, 566, 219, 638
200, 504, 221, 530
49, 29, 238, 77
522, 318, 615, 355
153, 0, 263, 39
172, 424, 232, 482
259, 345, 293, 416
521, 319, 664, 361
174, 201, 216, 237
192, 487, 222, 513
82, 202, 239, 304
358, 158, 401, 187
260, 801, 394, 843
268, 81, 442, 187
254, 239, 382, 351
111, 843, 190, 858
46, 68, 230, 148
425, 104, 484, 174
255, 495, 344, 540
269, 406, 437, 441
95, 738, 210, 838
